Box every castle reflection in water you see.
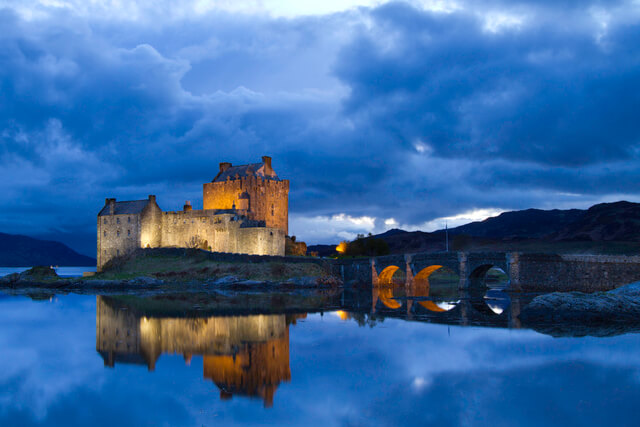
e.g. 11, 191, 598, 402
95, 274, 518, 408
96, 296, 302, 407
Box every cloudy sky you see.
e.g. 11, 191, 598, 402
1, 0, 640, 255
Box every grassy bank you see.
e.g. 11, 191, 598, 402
91, 250, 335, 282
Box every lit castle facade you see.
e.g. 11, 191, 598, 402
97, 156, 288, 271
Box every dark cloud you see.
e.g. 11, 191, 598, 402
336, 1, 640, 167
0, 1, 639, 251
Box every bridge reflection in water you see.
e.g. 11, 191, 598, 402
367, 263, 521, 329
95, 271, 526, 408
96, 296, 303, 407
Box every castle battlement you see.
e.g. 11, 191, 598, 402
97, 157, 287, 271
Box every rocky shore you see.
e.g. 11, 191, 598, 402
519, 282, 640, 336
0, 265, 342, 295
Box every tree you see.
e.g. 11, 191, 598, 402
343, 235, 390, 257
186, 235, 206, 249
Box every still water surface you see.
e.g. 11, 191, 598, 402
0, 291, 639, 426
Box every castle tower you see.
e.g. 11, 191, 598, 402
203, 156, 289, 235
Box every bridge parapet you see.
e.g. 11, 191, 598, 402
332, 251, 640, 293
515, 253, 640, 292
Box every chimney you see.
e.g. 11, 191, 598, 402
183, 200, 192, 212
108, 198, 116, 215
262, 156, 273, 175
219, 162, 232, 173
148, 195, 156, 203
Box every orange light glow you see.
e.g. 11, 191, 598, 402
336, 241, 348, 253
334, 310, 349, 321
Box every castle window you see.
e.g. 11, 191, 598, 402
117, 250, 120, 256
103, 231, 106, 237
103, 218, 107, 225
271, 204, 274, 216
104, 250, 106, 255
117, 230, 120, 237
128, 217, 131, 223
127, 229, 131, 236
117, 218, 120, 224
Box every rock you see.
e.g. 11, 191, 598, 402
286, 275, 343, 287
81, 279, 121, 287
213, 275, 240, 285
234, 280, 265, 286
285, 276, 319, 287
520, 281, 640, 327
608, 281, 640, 297
316, 275, 343, 287
129, 276, 163, 286
0, 273, 21, 285
0, 266, 60, 286
25, 266, 59, 278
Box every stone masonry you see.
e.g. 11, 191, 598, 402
97, 157, 287, 271
203, 156, 289, 235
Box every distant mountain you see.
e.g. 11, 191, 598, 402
375, 228, 409, 238
0, 232, 96, 267
550, 201, 640, 241
447, 208, 584, 239
311, 201, 640, 255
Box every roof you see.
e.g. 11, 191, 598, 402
98, 200, 149, 216
213, 162, 279, 183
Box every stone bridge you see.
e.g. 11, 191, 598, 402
332, 252, 640, 293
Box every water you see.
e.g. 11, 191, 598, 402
0, 289, 639, 426
0, 266, 96, 278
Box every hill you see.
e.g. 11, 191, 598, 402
550, 201, 640, 241
449, 208, 584, 239
0, 232, 96, 267
309, 201, 640, 256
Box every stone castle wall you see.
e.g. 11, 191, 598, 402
97, 209, 285, 271
97, 214, 141, 270
96, 295, 142, 366
98, 158, 289, 271
96, 295, 288, 369
203, 176, 289, 235
160, 209, 285, 256
140, 200, 163, 248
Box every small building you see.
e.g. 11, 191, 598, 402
97, 157, 287, 271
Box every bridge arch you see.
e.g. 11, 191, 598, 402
467, 265, 511, 316
373, 266, 403, 310
410, 265, 460, 313
414, 265, 443, 281
376, 286, 403, 309
417, 301, 448, 312
378, 265, 405, 286
469, 264, 495, 281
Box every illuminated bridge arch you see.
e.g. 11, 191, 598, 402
414, 265, 443, 282
377, 286, 403, 309
412, 265, 460, 313
374, 265, 404, 310
378, 265, 403, 286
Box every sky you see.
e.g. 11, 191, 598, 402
1, 0, 640, 255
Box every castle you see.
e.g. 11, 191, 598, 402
96, 296, 297, 407
97, 156, 289, 271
